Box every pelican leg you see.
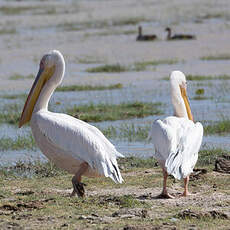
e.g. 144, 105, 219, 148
158, 168, 175, 199
70, 162, 88, 197
181, 176, 190, 197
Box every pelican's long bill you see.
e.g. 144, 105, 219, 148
179, 85, 193, 121
19, 64, 55, 128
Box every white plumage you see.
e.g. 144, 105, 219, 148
149, 71, 203, 198
31, 111, 123, 182
19, 50, 123, 197
150, 116, 203, 180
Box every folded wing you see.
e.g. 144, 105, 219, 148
149, 116, 203, 180
34, 111, 124, 183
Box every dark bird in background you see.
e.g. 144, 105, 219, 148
136, 26, 157, 41
165, 27, 196, 40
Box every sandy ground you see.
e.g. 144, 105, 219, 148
1, 167, 229, 229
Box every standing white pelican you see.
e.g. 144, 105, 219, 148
149, 71, 203, 198
19, 50, 123, 197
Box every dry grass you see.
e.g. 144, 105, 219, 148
0, 157, 229, 230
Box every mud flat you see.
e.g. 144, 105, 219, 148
0, 157, 230, 229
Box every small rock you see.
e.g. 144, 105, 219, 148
101, 216, 114, 224
141, 209, 149, 218
112, 212, 119, 217
1, 221, 23, 230
78, 215, 87, 220
188, 224, 198, 230
120, 214, 135, 219
214, 155, 230, 173
123, 226, 138, 230
91, 213, 99, 217
15, 190, 34, 196
190, 168, 207, 181
112, 208, 149, 219
209, 210, 229, 219
119, 165, 125, 170
178, 209, 229, 220
170, 217, 178, 222
37, 217, 45, 221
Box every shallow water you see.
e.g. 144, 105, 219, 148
1, 0, 230, 165
0, 124, 30, 140
0, 120, 229, 166
0, 74, 230, 165
0, 149, 45, 166
0, 75, 230, 165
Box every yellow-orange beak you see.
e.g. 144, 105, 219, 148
19, 65, 55, 128
180, 85, 193, 121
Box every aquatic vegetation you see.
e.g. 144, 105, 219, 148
0, 102, 162, 125
0, 5, 57, 16
197, 148, 228, 166
201, 54, 230, 61
199, 13, 226, 20
193, 95, 210, 100
164, 75, 230, 81
114, 194, 147, 208
86, 64, 127, 73
76, 56, 105, 64
0, 134, 35, 151
59, 16, 148, 31
195, 89, 205, 95
44, 7, 57, 15
102, 123, 150, 141
187, 75, 230, 81
85, 29, 136, 37
0, 6, 36, 15
57, 22, 82, 31
1, 124, 148, 151
187, 75, 214, 81
86, 59, 178, 73
0, 124, 148, 152
9, 74, 34, 80
0, 28, 16, 35
112, 17, 147, 26
66, 102, 163, 122
101, 119, 230, 140
0, 103, 21, 125
193, 88, 210, 100
134, 59, 178, 71
204, 120, 230, 135
0, 94, 27, 100
0, 160, 65, 178
118, 156, 157, 169
56, 83, 123, 92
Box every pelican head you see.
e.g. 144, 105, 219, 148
165, 27, 171, 32
170, 71, 193, 121
138, 26, 142, 35
19, 50, 65, 128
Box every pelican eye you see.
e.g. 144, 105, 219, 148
181, 81, 187, 88
40, 61, 45, 69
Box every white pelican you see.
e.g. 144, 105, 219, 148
149, 71, 203, 198
19, 50, 123, 197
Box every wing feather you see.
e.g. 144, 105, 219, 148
149, 117, 178, 164
149, 116, 203, 180
33, 111, 123, 183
